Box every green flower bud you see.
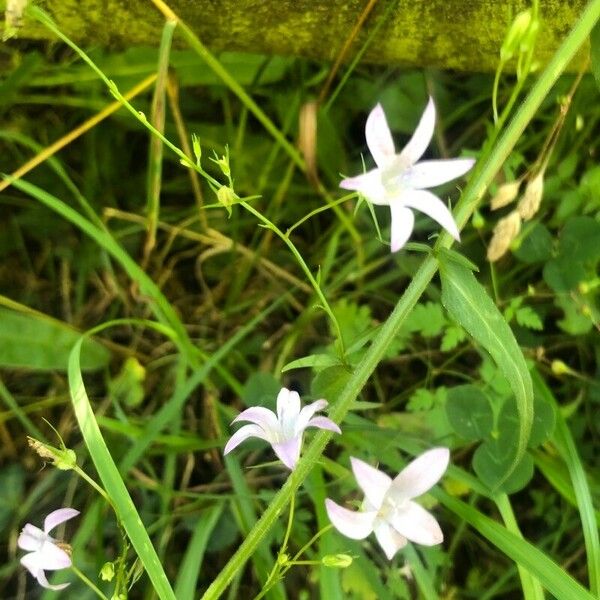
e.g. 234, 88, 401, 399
322, 554, 353, 568
100, 562, 116, 582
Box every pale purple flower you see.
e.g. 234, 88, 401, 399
18, 508, 79, 590
223, 387, 341, 470
340, 99, 474, 252
325, 448, 450, 560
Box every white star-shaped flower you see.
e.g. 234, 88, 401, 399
340, 99, 474, 252
224, 387, 341, 470
325, 448, 450, 559
18, 507, 79, 590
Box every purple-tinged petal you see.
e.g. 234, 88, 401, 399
305, 416, 341, 434
37, 542, 72, 570
18, 524, 46, 552
295, 399, 328, 433
391, 447, 450, 500
399, 190, 460, 241
36, 569, 70, 591
276, 388, 301, 438
325, 499, 376, 540
340, 169, 387, 206
365, 103, 396, 169
223, 424, 269, 455
232, 406, 279, 435
389, 501, 444, 546
373, 520, 408, 560
20, 553, 40, 578
44, 508, 79, 534
389, 203, 415, 252
350, 457, 392, 510
272, 436, 302, 470
400, 158, 475, 190
398, 97, 436, 166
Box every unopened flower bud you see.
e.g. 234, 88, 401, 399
551, 359, 571, 376
490, 180, 520, 210
518, 171, 544, 221
487, 211, 521, 262
100, 562, 115, 581
471, 210, 485, 229
277, 553, 289, 566
192, 134, 202, 163
501, 10, 532, 61
322, 554, 353, 568
216, 186, 237, 216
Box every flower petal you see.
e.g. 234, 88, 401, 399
325, 498, 376, 540
365, 103, 396, 169
389, 203, 415, 252
350, 457, 392, 510
272, 436, 302, 470
389, 501, 444, 546
399, 190, 460, 241
232, 406, 279, 435
44, 508, 79, 534
400, 158, 475, 190
276, 388, 301, 438
36, 569, 70, 591
391, 447, 450, 499
18, 524, 46, 552
37, 542, 72, 570
340, 169, 387, 206
397, 97, 435, 166
223, 424, 269, 455
305, 416, 341, 434
295, 399, 328, 433
373, 520, 408, 560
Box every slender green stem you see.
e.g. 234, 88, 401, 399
71, 565, 110, 600
290, 524, 333, 563
240, 200, 346, 355
73, 465, 113, 507
286, 195, 353, 236
149, 0, 305, 171
281, 495, 295, 555
200, 2, 600, 596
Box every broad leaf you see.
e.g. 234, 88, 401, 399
0, 308, 109, 371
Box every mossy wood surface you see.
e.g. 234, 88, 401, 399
5, 1, 589, 71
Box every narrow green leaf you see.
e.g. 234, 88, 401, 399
438, 491, 596, 600
68, 337, 176, 600
532, 370, 600, 596
282, 354, 341, 372
175, 505, 224, 600
439, 259, 533, 488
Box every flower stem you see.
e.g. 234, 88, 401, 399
71, 565, 110, 600
200, 2, 600, 597
240, 200, 346, 355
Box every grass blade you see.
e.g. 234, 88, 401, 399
68, 336, 176, 600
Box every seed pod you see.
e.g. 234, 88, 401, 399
490, 180, 521, 210
487, 210, 521, 262
518, 170, 544, 221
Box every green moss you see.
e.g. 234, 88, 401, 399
4, 0, 589, 72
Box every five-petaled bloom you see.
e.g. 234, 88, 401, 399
224, 387, 341, 470
325, 448, 450, 560
18, 508, 79, 590
340, 99, 475, 252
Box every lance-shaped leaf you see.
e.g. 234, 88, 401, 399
439, 257, 533, 488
